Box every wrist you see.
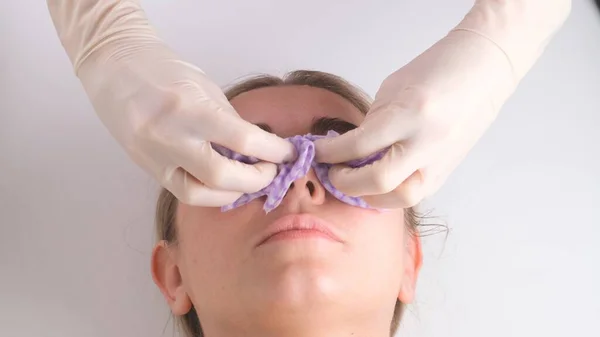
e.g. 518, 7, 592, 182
73, 2, 168, 74
452, 0, 571, 81
48, 0, 170, 75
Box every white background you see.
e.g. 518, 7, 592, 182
1, 1, 599, 336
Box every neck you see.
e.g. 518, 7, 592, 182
202, 313, 392, 337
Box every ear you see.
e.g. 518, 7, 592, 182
151, 240, 192, 315
398, 234, 423, 304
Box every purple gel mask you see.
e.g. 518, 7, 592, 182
213, 130, 389, 213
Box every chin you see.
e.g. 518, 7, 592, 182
245, 260, 350, 315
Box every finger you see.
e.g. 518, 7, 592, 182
314, 102, 419, 164
142, 110, 281, 194
164, 167, 245, 206
203, 105, 297, 163
358, 139, 457, 208
175, 140, 279, 193
327, 142, 425, 197
361, 171, 425, 209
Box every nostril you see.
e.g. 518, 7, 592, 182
306, 181, 315, 195
290, 182, 295, 189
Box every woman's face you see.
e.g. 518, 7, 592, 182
152, 85, 422, 335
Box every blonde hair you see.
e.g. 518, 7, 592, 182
155, 70, 421, 337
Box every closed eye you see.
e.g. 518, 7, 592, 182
254, 117, 357, 135
310, 117, 357, 135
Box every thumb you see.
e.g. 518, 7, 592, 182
314, 104, 415, 164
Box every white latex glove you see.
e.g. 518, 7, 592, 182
47, 0, 295, 206
315, 0, 571, 208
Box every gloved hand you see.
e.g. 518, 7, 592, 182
47, 0, 295, 206
315, 0, 571, 208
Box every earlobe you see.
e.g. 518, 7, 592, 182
151, 241, 192, 315
398, 234, 423, 304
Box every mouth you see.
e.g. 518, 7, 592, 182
256, 214, 343, 247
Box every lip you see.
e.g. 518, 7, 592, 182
256, 214, 343, 247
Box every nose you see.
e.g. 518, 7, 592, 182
285, 168, 326, 206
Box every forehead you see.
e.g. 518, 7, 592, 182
229, 85, 365, 138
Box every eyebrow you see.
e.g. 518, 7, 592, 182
255, 117, 358, 135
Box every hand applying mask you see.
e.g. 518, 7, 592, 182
46, 0, 296, 206
314, 0, 572, 208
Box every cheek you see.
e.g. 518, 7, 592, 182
348, 209, 406, 246
343, 209, 407, 272
328, 208, 407, 303
175, 204, 260, 282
